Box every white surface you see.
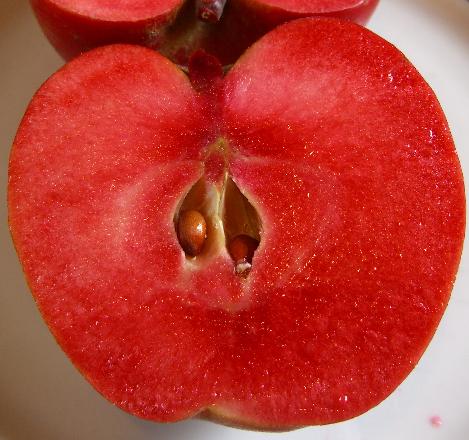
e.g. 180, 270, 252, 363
0, 0, 468, 439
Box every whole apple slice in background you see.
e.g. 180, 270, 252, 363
30, 0, 379, 65
8, 18, 464, 430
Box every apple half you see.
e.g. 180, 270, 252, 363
30, 0, 379, 64
9, 18, 465, 430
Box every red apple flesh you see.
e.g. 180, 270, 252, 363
30, 0, 379, 64
9, 18, 465, 430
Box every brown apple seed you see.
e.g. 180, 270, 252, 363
177, 210, 207, 257
228, 234, 259, 268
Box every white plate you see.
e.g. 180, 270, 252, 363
0, 1, 468, 439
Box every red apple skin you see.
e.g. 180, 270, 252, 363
29, 0, 183, 60
9, 19, 465, 430
30, 0, 379, 64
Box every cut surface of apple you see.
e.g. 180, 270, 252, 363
9, 18, 465, 430
30, 0, 379, 64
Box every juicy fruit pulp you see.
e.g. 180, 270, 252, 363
9, 19, 465, 430
30, 0, 379, 64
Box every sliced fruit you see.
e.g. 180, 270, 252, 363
9, 19, 465, 429
30, 0, 379, 64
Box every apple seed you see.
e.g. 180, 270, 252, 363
177, 210, 207, 257
228, 234, 259, 274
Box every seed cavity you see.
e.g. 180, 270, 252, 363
174, 161, 261, 276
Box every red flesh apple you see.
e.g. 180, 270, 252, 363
9, 18, 465, 430
30, 0, 379, 64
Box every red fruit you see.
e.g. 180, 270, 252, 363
8, 19, 465, 430
30, 0, 379, 64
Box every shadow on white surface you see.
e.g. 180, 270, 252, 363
411, 0, 469, 41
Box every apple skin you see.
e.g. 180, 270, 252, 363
8, 18, 465, 430
30, 0, 379, 64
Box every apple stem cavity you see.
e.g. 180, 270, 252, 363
196, 0, 228, 23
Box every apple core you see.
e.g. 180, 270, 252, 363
174, 146, 262, 276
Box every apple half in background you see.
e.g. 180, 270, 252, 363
30, 0, 379, 64
8, 18, 465, 430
